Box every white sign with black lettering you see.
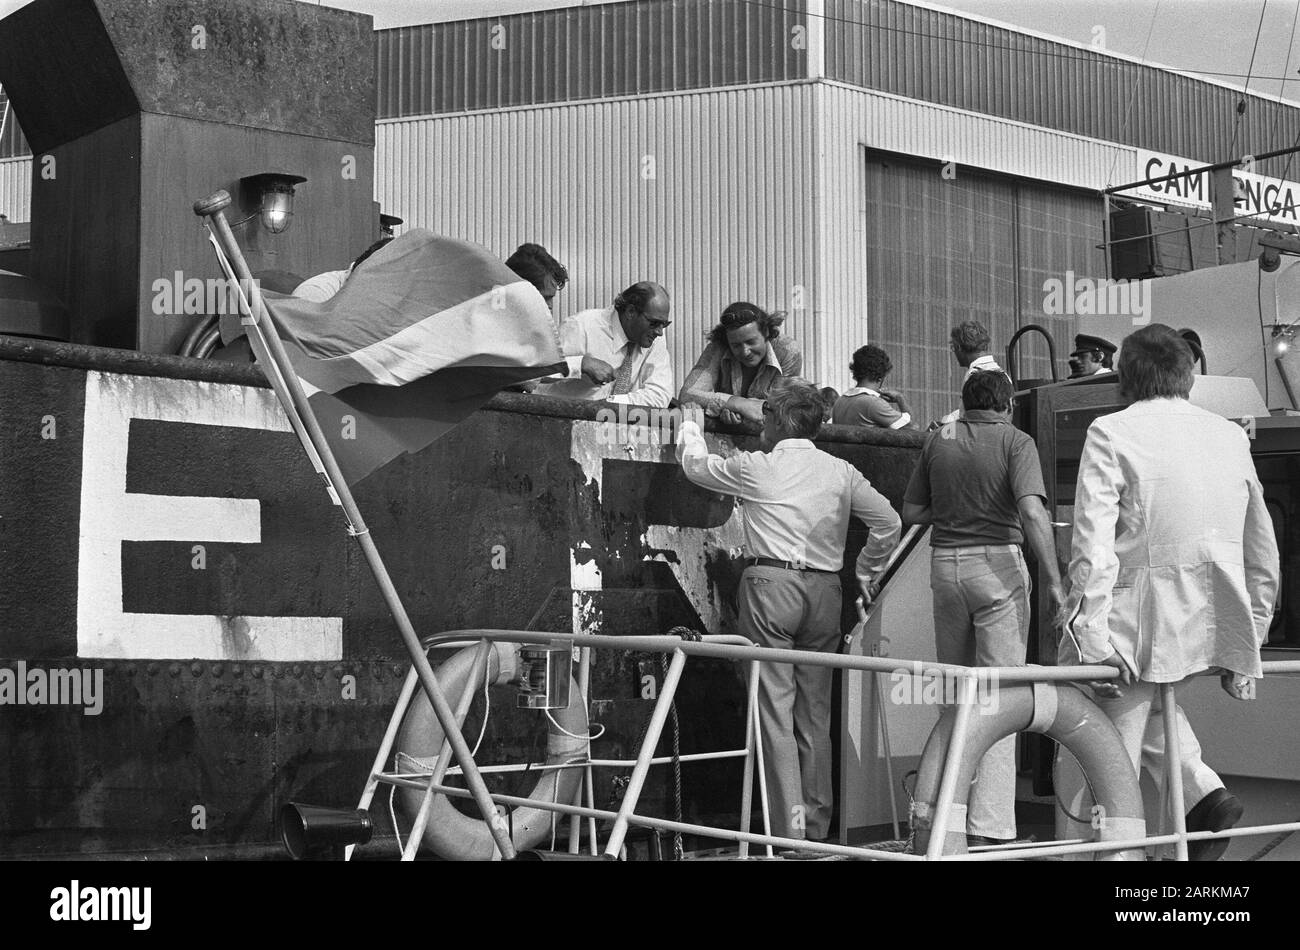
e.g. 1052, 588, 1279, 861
1131, 149, 1300, 226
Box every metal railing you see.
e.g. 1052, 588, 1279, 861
351, 627, 1300, 861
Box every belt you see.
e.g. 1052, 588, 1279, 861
745, 557, 839, 576
932, 544, 1021, 554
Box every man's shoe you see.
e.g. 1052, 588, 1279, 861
1185, 788, 1244, 861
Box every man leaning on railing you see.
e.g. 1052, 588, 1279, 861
675, 380, 901, 847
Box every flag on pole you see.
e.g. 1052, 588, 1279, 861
223, 230, 564, 485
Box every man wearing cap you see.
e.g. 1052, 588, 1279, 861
675, 381, 901, 844
1068, 334, 1117, 379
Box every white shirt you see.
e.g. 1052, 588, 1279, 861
675, 423, 901, 589
535, 307, 673, 407
940, 355, 1010, 424
962, 354, 1006, 382
292, 269, 349, 303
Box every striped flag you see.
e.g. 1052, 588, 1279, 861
236, 231, 564, 485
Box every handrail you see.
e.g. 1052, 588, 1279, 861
414, 628, 1124, 681
371, 628, 1299, 862
1005, 324, 1060, 385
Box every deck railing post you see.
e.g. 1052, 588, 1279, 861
1162, 682, 1189, 862
603, 649, 688, 859
925, 673, 979, 860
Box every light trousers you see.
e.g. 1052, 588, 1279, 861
931, 545, 1031, 841
1056, 678, 1224, 859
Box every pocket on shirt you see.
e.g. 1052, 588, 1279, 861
1113, 567, 1141, 589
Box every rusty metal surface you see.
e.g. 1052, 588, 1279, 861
0, 340, 923, 855
0, 0, 375, 154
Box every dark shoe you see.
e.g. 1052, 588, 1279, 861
1185, 788, 1244, 861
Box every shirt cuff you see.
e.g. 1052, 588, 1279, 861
889, 413, 912, 430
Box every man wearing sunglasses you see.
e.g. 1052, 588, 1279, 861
676, 381, 902, 844
533, 281, 673, 407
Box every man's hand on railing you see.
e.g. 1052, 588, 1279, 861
1221, 672, 1256, 701
1087, 651, 1132, 699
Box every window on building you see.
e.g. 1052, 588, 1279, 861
863, 154, 1105, 426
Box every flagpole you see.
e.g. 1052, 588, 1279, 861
194, 190, 517, 861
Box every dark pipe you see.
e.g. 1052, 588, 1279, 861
279, 803, 373, 860
1180, 331, 1209, 375
1005, 324, 1060, 385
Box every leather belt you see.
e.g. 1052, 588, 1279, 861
745, 557, 839, 576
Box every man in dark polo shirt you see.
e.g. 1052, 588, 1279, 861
902, 370, 1065, 846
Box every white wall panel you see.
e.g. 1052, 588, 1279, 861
0, 157, 30, 223
376, 84, 827, 394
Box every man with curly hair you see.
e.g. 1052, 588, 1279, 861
832, 344, 914, 429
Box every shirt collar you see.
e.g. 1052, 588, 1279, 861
961, 409, 1009, 425
968, 355, 1000, 372
843, 385, 881, 397
605, 307, 631, 350
773, 438, 816, 450
721, 340, 783, 372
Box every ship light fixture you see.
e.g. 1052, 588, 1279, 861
240, 173, 307, 234
1273, 325, 1296, 356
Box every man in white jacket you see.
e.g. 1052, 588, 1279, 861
1058, 324, 1280, 860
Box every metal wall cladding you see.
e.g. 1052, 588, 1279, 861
826, 0, 1300, 180
0, 87, 32, 160
376, 0, 809, 119
859, 153, 1104, 427
815, 83, 1128, 402
0, 157, 30, 221
375, 83, 834, 392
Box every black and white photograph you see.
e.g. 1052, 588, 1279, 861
0, 0, 1295, 930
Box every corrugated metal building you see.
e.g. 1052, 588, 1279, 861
0, 84, 31, 222
7, 0, 1300, 421
369, 0, 1300, 422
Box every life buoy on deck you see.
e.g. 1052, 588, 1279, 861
909, 682, 1146, 860
393, 641, 588, 860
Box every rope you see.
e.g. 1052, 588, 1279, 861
663, 626, 699, 860
1052, 746, 1102, 827
902, 769, 918, 853
618, 626, 698, 860
664, 650, 685, 861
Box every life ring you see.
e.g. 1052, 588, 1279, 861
393, 641, 589, 860
909, 681, 1146, 860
